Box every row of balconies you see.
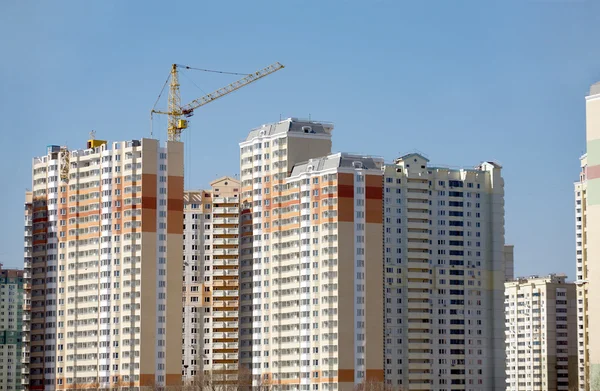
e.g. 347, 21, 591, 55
213, 197, 239, 205
213, 248, 239, 255
213, 259, 239, 267
212, 342, 239, 350
213, 311, 238, 318
213, 269, 239, 276
212, 290, 239, 298
213, 238, 239, 245
213, 217, 239, 225
213, 207, 239, 214
213, 228, 239, 235
213, 299, 239, 306
213, 321, 239, 329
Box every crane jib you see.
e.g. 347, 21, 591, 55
152, 61, 284, 142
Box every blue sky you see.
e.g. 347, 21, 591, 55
0, 0, 598, 277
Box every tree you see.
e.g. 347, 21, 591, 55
354, 379, 402, 391
179, 366, 269, 391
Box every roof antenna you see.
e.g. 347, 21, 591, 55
279, 114, 282, 121
90, 130, 96, 140
309, 113, 311, 121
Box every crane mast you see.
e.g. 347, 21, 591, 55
167, 64, 183, 142
152, 62, 284, 142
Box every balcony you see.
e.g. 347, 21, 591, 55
213, 332, 238, 339
405, 220, 429, 229
213, 290, 239, 298
213, 280, 238, 288
213, 259, 238, 267
406, 210, 429, 220
213, 248, 239, 256
213, 363, 233, 371
214, 197, 239, 204
214, 207, 239, 214
213, 310, 238, 318
213, 269, 238, 277
407, 291, 429, 300
213, 321, 239, 329
213, 228, 239, 235
213, 300, 239, 308
213, 217, 239, 225
213, 342, 239, 350
215, 353, 239, 360
406, 179, 429, 189
213, 238, 239, 245
407, 231, 429, 240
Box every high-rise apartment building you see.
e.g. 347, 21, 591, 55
504, 274, 577, 391
504, 245, 515, 281
0, 265, 24, 391
576, 81, 600, 390
240, 147, 385, 390
238, 118, 334, 384
381, 153, 507, 390
237, 118, 509, 390
22, 137, 183, 391
182, 178, 240, 385
22, 192, 32, 391
575, 153, 588, 390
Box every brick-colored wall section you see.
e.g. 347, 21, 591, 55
338, 369, 354, 382
365, 369, 384, 382
338, 173, 355, 223
337, 222, 355, 378
365, 174, 383, 224
167, 175, 184, 234
142, 173, 157, 232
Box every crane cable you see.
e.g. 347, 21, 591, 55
180, 69, 208, 96
151, 73, 171, 113
176, 64, 250, 76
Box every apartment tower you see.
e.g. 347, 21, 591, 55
577, 81, 600, 390
504, 274, 577, 391
22, 137, 183, 390
575, 153, 588, 390
382, 154, 507, 390
0, 265, 24, 391
182, 178, 240, 385
240, 146, 385, 390
242, 118, 366, 389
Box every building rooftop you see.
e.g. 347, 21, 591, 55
506, 273, 569, 285
590, 81, 600, 96
244, 117, 334, 142
289, 152, 384, 177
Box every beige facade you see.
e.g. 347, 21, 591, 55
382, 154, 507, 390
576, 81, 600, 390
22, 138, 183, 391
239, 119, 385, 390
239, 118, 334, 388
504, 274, 577, 391
237, 118, 509, 391
575, 154, 588, 390
182, 178, 240, 385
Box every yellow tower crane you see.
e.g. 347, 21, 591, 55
151, 62, 285, 141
